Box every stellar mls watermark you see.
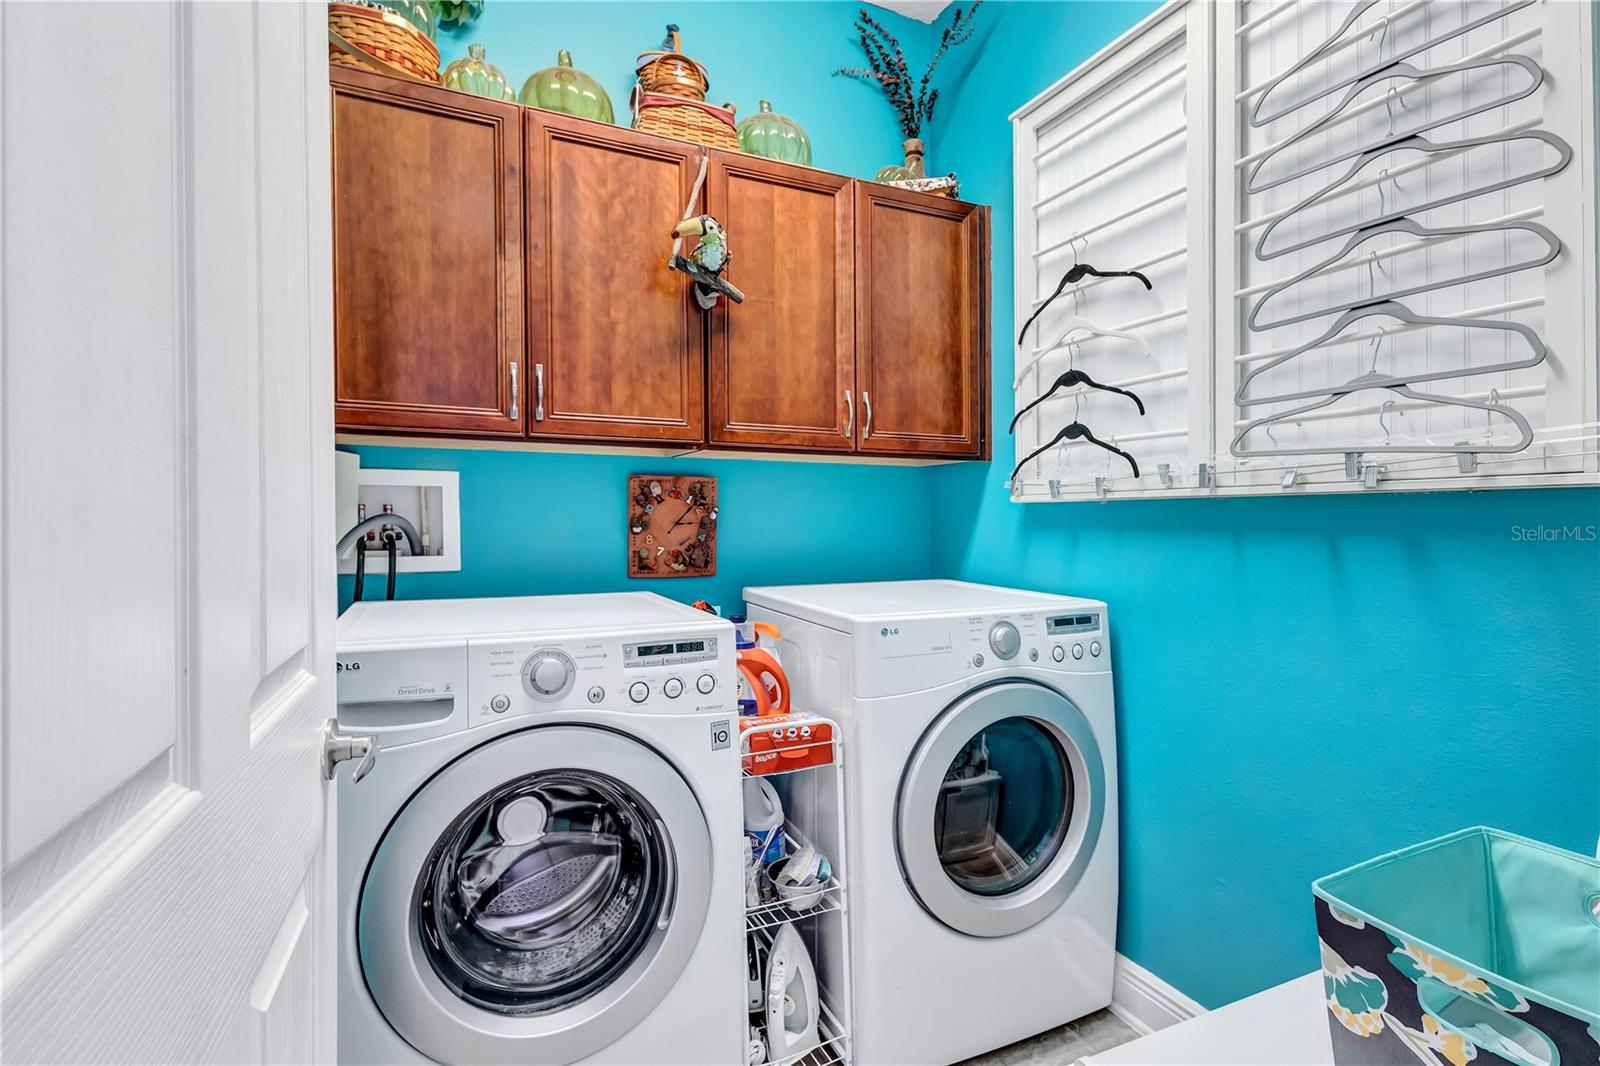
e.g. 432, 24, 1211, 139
1509, 524, 1598, 542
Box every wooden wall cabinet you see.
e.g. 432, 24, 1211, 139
331, 68, 524, 436
330, 70, 989, 461
525, 110, 705, 444
853, 183, 987, 457
706, 153, 855, 452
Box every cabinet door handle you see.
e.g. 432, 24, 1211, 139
843, 390, 854, 437
862, 391, 873, 439
534, 363, 546, 422
508, 362, 519, 421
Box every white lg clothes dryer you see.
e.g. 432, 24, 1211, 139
334, 593, 744, 1065
745, 580, 1118, 1065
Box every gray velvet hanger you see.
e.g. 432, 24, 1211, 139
1249, 0, 1536, 129
1246, 53, 1544, 195
1255, 128, 1572, 261
1231, 377, 1534, 457
1237, 299, 1547, 407
1248, 216, 1561, 332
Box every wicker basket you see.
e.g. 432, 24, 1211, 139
328, 3, 440, 84
637, 55, 708, 98
632, 91, 739, 151
635, 27, 710, 100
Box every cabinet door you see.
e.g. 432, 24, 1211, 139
854, 184, 988, 457
706, 154, 854, 452
331, 68, 523, 437
525, 112, 705, 444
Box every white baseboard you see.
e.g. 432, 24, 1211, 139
1109, 954, 1206, 1036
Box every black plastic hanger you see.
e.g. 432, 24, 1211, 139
1010, 370, 1145, 434
1010, 422, 1140, 484
1017, 264, 1153, 345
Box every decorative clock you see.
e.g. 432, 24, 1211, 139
627, 475, 718, 578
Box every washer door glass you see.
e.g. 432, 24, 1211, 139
417, 769, 670, 1016
935, 717, 1071, 896
897, 681, 1105, 938
359, 726, 713, 1066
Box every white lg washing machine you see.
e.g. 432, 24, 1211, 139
745, 580, 1118, 1066
334, 593, 745, 1066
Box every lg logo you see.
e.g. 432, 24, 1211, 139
880, 626, 900, 637
336, 660, 361, 673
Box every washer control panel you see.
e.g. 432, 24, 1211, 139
623, 636, 718, 670
468, 628, 735, 725
521, 648, 577, 701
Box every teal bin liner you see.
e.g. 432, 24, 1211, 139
1314, 827, 1600, 1066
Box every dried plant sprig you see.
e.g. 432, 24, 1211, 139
834, 1, 982, 139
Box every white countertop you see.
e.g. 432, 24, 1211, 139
1086, 973, 1332, 1066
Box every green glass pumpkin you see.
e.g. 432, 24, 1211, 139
444, 44, 515, 101
520, 50, 614, 124
736, 100, 812, 166
875, 137, 927, 183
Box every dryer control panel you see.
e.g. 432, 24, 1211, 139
468, 630, 736, 726
851, 607, 1109, 698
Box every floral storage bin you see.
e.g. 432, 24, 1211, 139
1315, 827, 1600, 1066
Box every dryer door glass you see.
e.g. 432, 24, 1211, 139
415, 769, 671, 1016
936, 717, 1072, 895
897, 681, 1105, 938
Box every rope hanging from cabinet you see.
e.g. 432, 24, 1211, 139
668, 151, 710, 266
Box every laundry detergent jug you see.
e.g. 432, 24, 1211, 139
736, 632, 789, 716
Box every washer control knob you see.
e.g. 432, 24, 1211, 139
1090, 640, 1103, 658
988, 621, 1021, 660
522, 649, 576, 700
1072, 643, 1085, 660
696, 673, 716, 694
628, 681, 650, 704
489, 694, 511, 713
1052, 645, 1065, 662
663, 677, 684, 699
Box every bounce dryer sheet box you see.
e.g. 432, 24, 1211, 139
738, 712, 834, 776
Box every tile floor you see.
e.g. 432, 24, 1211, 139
957, 1009, 1141, 1065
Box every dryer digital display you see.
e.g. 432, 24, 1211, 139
1046, 613, 1101, 634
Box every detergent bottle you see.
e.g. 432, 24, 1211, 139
737, 621, 790, 715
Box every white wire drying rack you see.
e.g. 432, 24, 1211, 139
740, 717, 854, 1066
1007, 0, 1599, 501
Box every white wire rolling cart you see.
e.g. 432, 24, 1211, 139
740, 715, 854, 1066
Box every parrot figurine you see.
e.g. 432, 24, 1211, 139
671, 214, 745, 307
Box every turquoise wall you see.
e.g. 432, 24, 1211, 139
339, 444, 935, 611
926, 0, 1600, 1009
349, 0, 1600, 1015
344, 2, 940, 614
